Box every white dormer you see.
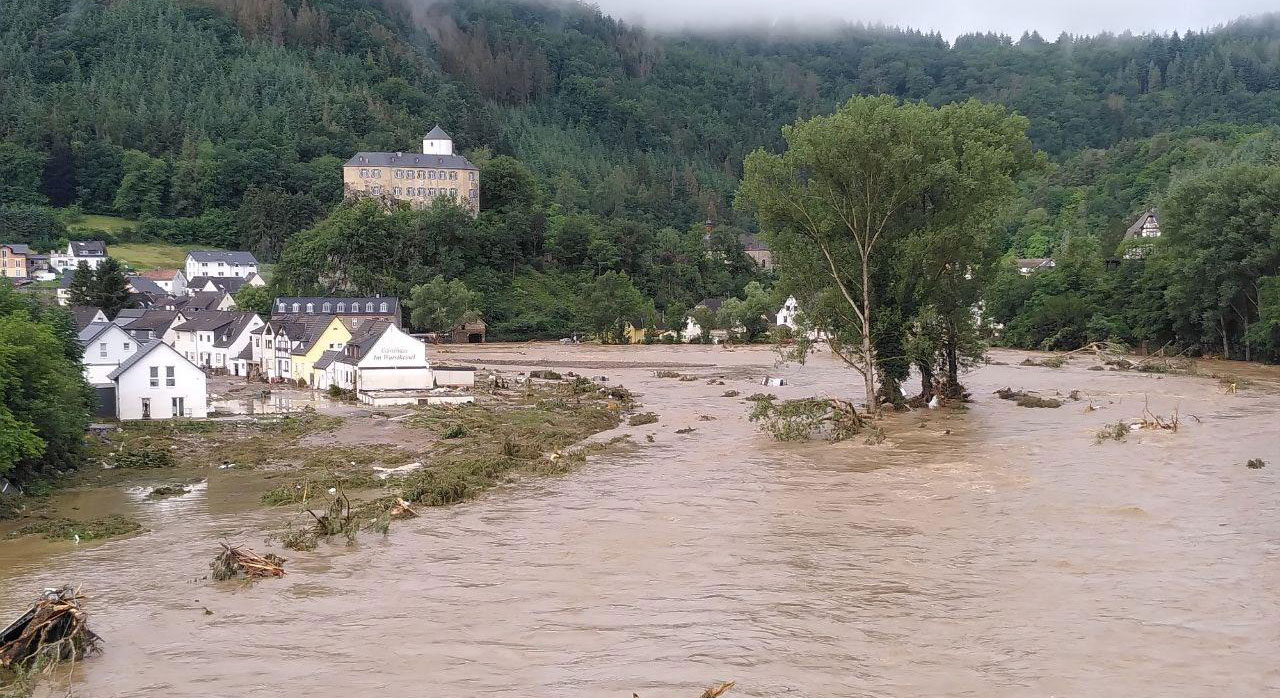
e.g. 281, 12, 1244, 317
422, 125, 453, 156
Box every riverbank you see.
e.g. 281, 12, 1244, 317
2, 343, 1277, 697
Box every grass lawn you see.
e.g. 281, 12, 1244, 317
111, 242, 209, 271
66, 213, 139, 234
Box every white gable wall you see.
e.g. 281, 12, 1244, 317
356, 326, 431, 391
83, 325, 139, 385
114, 344, 208, 420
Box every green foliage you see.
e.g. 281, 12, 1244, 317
234, 284, 272, 316
0, 205, 67, 250
407, 276, 482, 333
577, 270, 648, 343
17, 514, 142, 541
0, 142, 46, 206
109, 446, 176, 469
0, 286, 91, 485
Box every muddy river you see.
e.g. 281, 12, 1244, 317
2, 344, 1277, 697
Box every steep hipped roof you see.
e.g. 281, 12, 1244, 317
1, 243, 32, 254
186, 250, 257, 265
107, 339, 196, 381
343, 152, 477, 170
424, 125, 451, 141
69, 240, 106, 257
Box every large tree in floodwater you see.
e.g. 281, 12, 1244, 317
736, 96, 1036, 412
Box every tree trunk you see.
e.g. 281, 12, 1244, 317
1221, 311, 1230, 358
917, 360, 935, 402
860, 251, 877, 415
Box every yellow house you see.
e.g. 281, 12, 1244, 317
343, 125, 480, 213
289, 316, 352, 386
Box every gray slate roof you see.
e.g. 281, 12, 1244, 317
273, 297, 400, 317
188, 276, 247, 293
171, 310, 243, 333
343, 152, 477, 170
313, 350, 343, 371
424, 125, 451, 141
121, 310, 179, 335
77, 322, 114, 345
2, 243, 32, 254
70, 306, 105, 330
212, 312, 260, 348
127, 276, 167, 296
70, 240, 106, 257
186, 250, 257, 265
184, 291, 231, 311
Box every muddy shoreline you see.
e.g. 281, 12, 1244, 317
2, 344, 1277, 697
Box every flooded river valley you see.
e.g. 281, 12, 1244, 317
1, 344, 1277, 697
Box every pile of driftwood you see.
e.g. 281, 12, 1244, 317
210, 543, 286, 581
634, 681, 735, 698
0, 586, 101, 671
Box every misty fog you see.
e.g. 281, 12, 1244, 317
587, 0, 1278, 40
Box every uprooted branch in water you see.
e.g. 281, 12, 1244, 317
0, 586, 101, 673
210, 543, 286, 581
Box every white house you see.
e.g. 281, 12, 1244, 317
331, 324, 432, 404
169, 311, 263, 371
1015, 258, 1056, 275
1121, 209, 1161, 260
775, 296, 800, 329
79, 322, 139, 385
683, 298, 724, 343
184, 251, 259, 280
108, 341, 208, 420
50, 241, 108, 273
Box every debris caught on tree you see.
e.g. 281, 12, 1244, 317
0, 586, 101, 671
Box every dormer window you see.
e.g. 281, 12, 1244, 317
306, 303, 314, 313
277, 302, 285, 311
379, 302, 388, 312
365, 302, 374, 312
337, 302, 345, 313
292, 303, 300, 312
323, 302, 331, 313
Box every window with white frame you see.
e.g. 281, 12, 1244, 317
365, 302, 374, 312
99, 341, 107, 358
379, 302, 388, 312
292, 303, 300, 312
306, 303, 314, 313
360, 168, 368, 178
337, 302, 345, 313
323, 302, 331, 313
150, 366, 159, 387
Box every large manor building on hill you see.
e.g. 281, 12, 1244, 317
343, 125, 480, 213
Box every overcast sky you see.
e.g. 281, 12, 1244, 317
591, 0, 1276, 40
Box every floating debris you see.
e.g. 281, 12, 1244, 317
0, 586, 101, 671
994, 388, 1062, 408
1246, 458, 1266, 469
210, 543, 286, 582
628, 412, 659, 426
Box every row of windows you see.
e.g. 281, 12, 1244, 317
394, 187, 458, 197
148, 365, 176, 387
99, 340, 132, 358
276, 301, 389, 314
358, 168, 478, 182
395, 169, 457, 180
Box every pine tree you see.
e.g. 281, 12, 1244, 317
67, 262, 95, 306
90, 258, 134, 319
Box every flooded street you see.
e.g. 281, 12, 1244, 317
2, 344, 1278, 697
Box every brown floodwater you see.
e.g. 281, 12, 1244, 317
2, 345, 1278, 697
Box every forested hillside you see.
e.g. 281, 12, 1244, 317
2, 0, 1279, 353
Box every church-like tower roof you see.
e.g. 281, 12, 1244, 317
424, 125, 451, 141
